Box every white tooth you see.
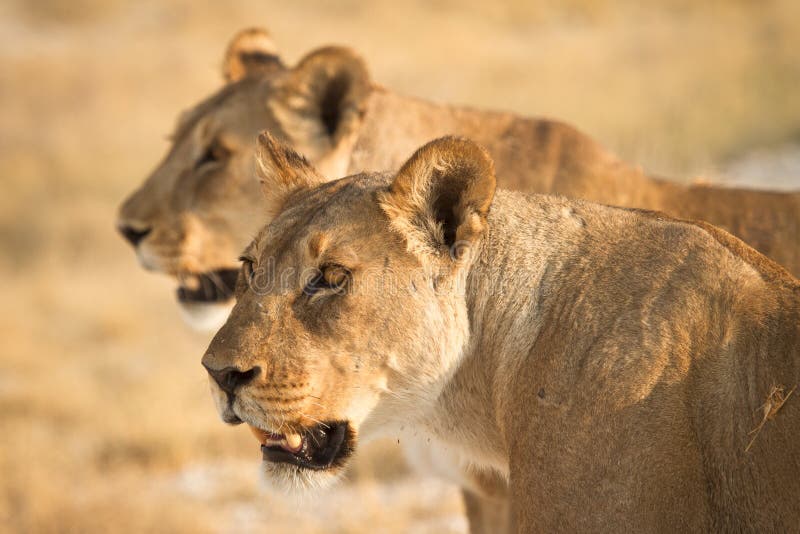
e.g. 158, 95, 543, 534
285, 433, 302, 450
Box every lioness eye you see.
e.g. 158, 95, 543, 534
239, 256, 255, 287
196, 139, 229, 169
304, 264, 350, 297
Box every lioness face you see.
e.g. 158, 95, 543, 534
117, 78, 281, 330
202, 134, 495, 491
116, 28, 370, 330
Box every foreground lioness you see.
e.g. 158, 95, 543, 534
118, 28, 800, 333
203, 134, 800, 531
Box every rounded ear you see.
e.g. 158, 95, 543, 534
223, 27, 283, 83
255, 131, 326, 217
271, 46, 371, 169
378, 137, 496, 261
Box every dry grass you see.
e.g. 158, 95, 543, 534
1, 0, 799, 532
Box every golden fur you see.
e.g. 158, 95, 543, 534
119, 28, 800, 532
204, 135, 800, 532
118, 29, 800, 327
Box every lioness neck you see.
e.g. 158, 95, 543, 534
423, 191, 588, 475
349, 88, 515, 175
352, 88, 664, 201
428, 189, 800, 481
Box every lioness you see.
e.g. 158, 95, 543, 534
117, 28, 800, 333
203, 133, 800, 532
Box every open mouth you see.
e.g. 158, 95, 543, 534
176, 269, 239, 303
248, 422, 353, 471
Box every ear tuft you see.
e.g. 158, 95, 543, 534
379, 137, 496, 261
224, 27, 283, 83
255, 131, 325, 215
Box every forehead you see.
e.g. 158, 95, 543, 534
253, 174, 395, 263
172, 77, 282, 140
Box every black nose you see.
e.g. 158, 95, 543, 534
118, 225, 152, 247
203, 364, 261, 396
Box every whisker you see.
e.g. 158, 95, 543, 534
298, 411, 330, 429
276, 414, 285, 434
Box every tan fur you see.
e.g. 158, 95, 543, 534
118, 29, 800, 531
204, 136, 800, 532
118, 31, 800, 311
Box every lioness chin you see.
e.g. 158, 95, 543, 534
203, 134, 800, 531
118, 28, 800, 335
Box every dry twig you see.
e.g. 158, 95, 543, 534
745, 384, 796, 452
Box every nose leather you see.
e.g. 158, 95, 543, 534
203, 363, 261, 396
118, 225, 152, 247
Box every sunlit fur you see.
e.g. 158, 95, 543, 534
204, 135, 800, 531
122, 28, 800, 531
118, 28, 800, 338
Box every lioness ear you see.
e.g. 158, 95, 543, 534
272, 46, 371, 174
255, 131, 325, 216
223, 27, 284, 83
379, 137, 496, 261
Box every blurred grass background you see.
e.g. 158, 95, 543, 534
1, 0, 799, 532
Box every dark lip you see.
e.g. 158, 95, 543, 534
261, 421, 353, 471
176, 269, 239, 303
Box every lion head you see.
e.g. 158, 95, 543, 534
116, 28, 371, 330
200, 132, 495, 490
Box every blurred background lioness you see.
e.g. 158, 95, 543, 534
2, 1, 799, 533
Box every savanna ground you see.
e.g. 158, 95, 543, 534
1, 0, 799, 532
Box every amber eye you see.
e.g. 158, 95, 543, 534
196, 139, 230, 169
304, 264, 350, 297
239, 256, 255, 287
